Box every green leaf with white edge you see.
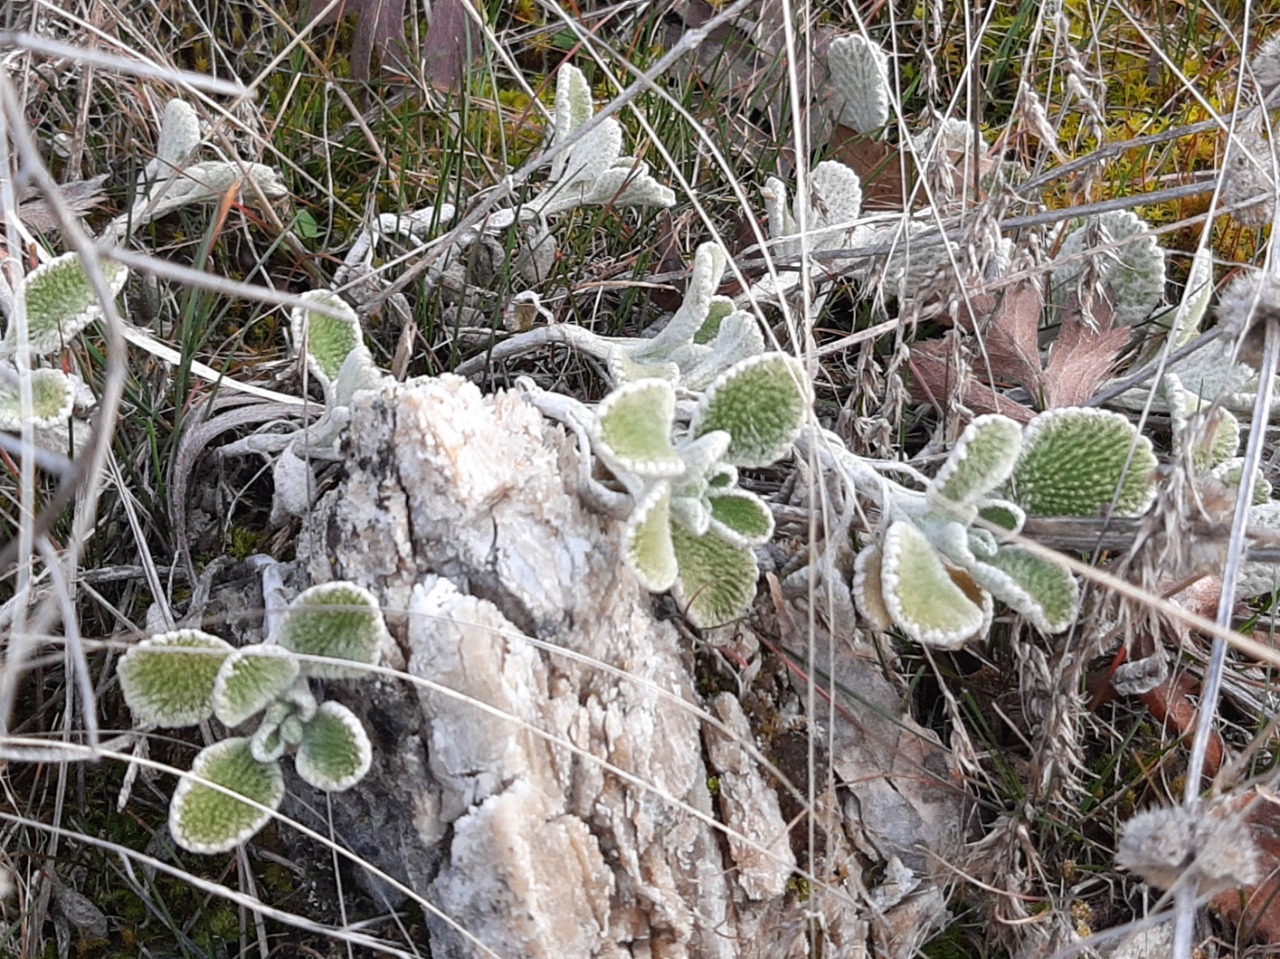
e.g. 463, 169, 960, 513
707, 489, 775, 547
250, 717, 287, 764
0, 368, 77, 429
169, 738, 284, 854
692, 353, 811, 468
1012, 408, 1157, 517
278, 682, 318, 723
4, 252, 128, 356
670, 493, 712, 536
708, 462, 737, 488
970, 546, 1080, 634
1212, 458, 1272, 505
694, 296, 737, 345
827, 34, 890, 134
295, 701, 373, 792
1051, 210, 1165, 329
212, 645, 300, 728
647, 243, 728, 353
968, 527, 998, 560
929, 414, 1023, 508
852, 542, 893, 632
977, 499, 1025, 537
681, 312, 768, 392
673, 429, 731, 486
280, 714, 305, 745
880, 520, 989, 649
276, 582, 386, 678
1165, 373, 1239, 472
624, 483, 678, 592
118, 630, 232, 727
592, 379, 683, 478
290, 290, 362, 390
607, 349, 680, 385
551, 64, 594, 181
671, 522, 759, 629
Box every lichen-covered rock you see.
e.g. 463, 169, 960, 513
294, 374, 842, 958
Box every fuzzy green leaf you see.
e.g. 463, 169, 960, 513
695, 297, 737, 345
276, 582, 386, 678
880, 521, 989, 649
118, 630, 233, 727
212, 645, 301, 728
1013, 408, 1157, 517
0, 368, 77, 429
646, 243, 728, 353
1052, 210, 1165, 329
607, 350, 680, 385
681, 312, 768, 392
290, 290, 363, 390
295, 701, 373, 792
971, 547, 1080, 634
250, 718, 288, 764
4, 252, 127, 355
671, 523, 759, 629
692, 353, 811, 467
826, 34, 890, 134
801, 161, 864, 251
551, 64, 594, 180
977, 499, 1026, 536
586, 160, 677, 210
930, 414, 1023, 507
707, 489, 775, 546
1213, 458, 1272, 505
593, 379, 683, 477
169, 738, 284, 854
624, 483, 678, 591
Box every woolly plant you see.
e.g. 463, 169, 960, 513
1050, 210, 1166, 329
534, 63, 676, 217
850, 408, 1157, 648
547, 352, 811, 628
826, 33, 891, 134
0, 251, 127, 447
100, 98, 287, 245
117, 582, 386, 854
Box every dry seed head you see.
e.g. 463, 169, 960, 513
1251, 33, 1280, 101
1221, 115, 1278, 227
1117, 802, 1260, 894
1216, 266, 1280, 366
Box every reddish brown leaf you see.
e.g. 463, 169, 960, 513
908, 338, 1036, 423
420, 0, 480, 92
306, 0, 410, 83
1137, 671, 1226, 782
1211, 789, 1280, 945
974, 280, 1045, 397
1041, 291, 1132, 408
827, 126, 913, 211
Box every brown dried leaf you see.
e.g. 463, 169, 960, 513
827, 126, 912, 211
6, 176, 108, 235
1041, 292, 1131, 408
305, 0, 409, 83
908, 338, 1036, 423
1211, 788, 1280, 945
974, 280, 1044, 397
420, 0, 479, 92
